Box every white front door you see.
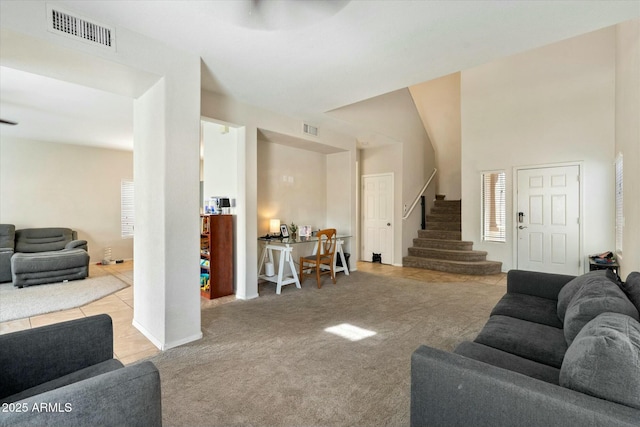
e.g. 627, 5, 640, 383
516, 165, 581, 275
362, 174, 393, 264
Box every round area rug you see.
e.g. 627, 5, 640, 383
0, 275, 129, 322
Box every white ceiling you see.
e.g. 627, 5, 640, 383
1, 1, 638, 151
0, 66, 133, 151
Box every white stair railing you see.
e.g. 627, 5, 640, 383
402, 168, 437, 221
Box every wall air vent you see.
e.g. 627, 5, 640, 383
303, 123, 319, 137
47, 4, 115, 50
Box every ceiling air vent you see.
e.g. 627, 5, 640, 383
47, 5, 115, 50
303, 123, 319, 137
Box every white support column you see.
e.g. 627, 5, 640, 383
133, 62, 202, 350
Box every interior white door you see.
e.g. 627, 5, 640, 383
517, 165, 580, 275
362, 174, 393, 264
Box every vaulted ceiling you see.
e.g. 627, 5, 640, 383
1, 1, 638, 150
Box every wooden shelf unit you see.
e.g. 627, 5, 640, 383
200, 214, 234, 299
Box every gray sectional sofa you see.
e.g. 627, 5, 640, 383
0, 314, 162, 427
411, 269, 640, 427
0, 225, 90, 287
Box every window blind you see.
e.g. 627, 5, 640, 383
482, 171, 506, 242
121, 179, 134, 239
615, 153, 623, 254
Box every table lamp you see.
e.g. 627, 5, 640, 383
269, 219, 281, 236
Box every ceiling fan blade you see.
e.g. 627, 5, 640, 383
0, 119, 18, 125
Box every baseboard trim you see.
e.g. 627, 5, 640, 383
132, 319, 203, 351
163, 331, 204, 351
132, 319, 162, 350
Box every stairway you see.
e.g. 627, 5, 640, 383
403, 199, 502, 275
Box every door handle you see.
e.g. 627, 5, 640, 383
387, 223, 391, 226
518, 226, 528, 230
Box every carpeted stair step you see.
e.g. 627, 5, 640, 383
408, 247, 487, 262
418, 229, 462, 240
426, 221, 461, 231
431, 200, 461, 214
430, 206, 461, 215
402, 256, 502, 275
426, 214, 461, 223
405, 197, 503, 275
434, 200, 461, 207
412, 238, 473, 251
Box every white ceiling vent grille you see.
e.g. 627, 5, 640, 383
303, 123, 319, 137
47, 5, 115, 50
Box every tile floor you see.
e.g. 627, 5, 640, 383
0, 260, 506, 365
356, 260, 507, 286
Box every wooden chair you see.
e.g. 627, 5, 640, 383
299, 228, 337, 288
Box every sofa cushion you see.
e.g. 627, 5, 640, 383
474, 315, 567, 368
0, 359, 124, 404
560, 312, 640, 410
455, 341, 560, 385
619, 272, 640, 314
15, 228, 74, 253
557, 269, 619, 322
491, 293, 562, 328
563, 278, 639, 345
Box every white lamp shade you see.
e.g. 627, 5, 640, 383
269, 219, 281, 234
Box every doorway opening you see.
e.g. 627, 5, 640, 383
199, 118, 243, 303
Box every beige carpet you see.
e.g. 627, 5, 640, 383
148, 271, 506, 427
0, 274, 129, 322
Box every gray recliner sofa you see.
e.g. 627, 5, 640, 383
0, 225, 90, 287
0, 314, 162, 427
411, 269, 640, 427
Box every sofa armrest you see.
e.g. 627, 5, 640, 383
506, 270, 575, 300
411, 345, 640, 427
65, 240, 88, 251
0, 361, 162, 427
0, 249, 13, 282
0, 315, 113, 400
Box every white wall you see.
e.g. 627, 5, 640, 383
0, 137, 133, 261
409, 73, 462, 200
326, 151, 353, 236
202, 122, 239, 206
461, 27, 617, 272
133, 79, 168, 343
201, 89, 358, 299
615, 19, 640, 276
330, 88, 435, 265
257, 141, 327, 234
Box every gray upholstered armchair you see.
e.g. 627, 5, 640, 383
0, 314, 162, 427
0, 224, 16, 283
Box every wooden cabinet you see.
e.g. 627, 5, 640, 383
200, 214, 234, 299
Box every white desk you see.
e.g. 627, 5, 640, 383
258, 235, 351, 295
